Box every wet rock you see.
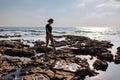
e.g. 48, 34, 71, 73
114, 46, 120, 64
114, 55, 120, 64
13, 35, 21, 37
74, 58, 99, 79
11, 39, 21, 42
0, 35, 9, 38
56, 48, 74, 57
117, 46, 120, 52
97, 50, 113, 62
0, 57, 27, 78
34, 40, 45, 46
100, 41, 114, 48
36, 46, 52, 53
71, 47, 88, 55
54, 70, 74, 80
62, 35, 113, 56
0, 40, 26, 48
19, 49, 98, 80
4, 48, 35, 57
53, 35, 64, 38
20, 73, 50, 80
54, 40, 68, 47
64, 35, 91, 42
0, 35, 115, 79
0, 53, 2, 57
0, 40, 16, 48
93, 59, 108, 71
76, 67, 99, 79
1, 40, 31, 48
116, 47, 120, 55
20, 66, 56, 79
116, 52, 120, 55
0, 47, 6, 54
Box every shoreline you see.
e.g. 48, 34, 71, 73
0, 35, 120, 80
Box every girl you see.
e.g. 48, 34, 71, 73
45, 19, 56, 53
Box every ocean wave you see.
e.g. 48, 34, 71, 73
21, 30, 43, 32
74, 30, 93, 33
0, 34, 22, 38
53, 31, 66, 34
0, 29, 43, 32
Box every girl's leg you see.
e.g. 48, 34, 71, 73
50, 35, 56, 52
45, 35, 49, 52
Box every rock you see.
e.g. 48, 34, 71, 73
13, 34, 21, 37
56, 48, 74, 57
116, 47, 120, 55
117, 47, 120, 52
0, 53, 2, 57
0, 35, 115, 79
53, 35, 64, 38
114, 55, 120, 64
0, 35, 9, 38
76, 67, 99, 79
0, 40, 24, 48
0, 40, 15, 48
54, 71, 74, 80
114, 47, 120, 64
0, 46, 7, 55
0, 40, 31, 48
19, 49, 99, 80
100, 41, 114, 48
20, 65, 56, 79
36, 46, 52, 53
11, 39, 21, 42
63, 35, 91, 42
0, 57, 27, 78
20, 73, 50, 80
97, 50, 113, 62
116, 52, 120, 55
93, 59, 108, 71
34, 40, 45, 46
54, 41, 68, 47
4, 48, 35, 57
61, 35, 113, 56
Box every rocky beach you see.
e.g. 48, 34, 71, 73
0, 34, 120, 80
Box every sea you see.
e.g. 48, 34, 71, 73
0, 26, 120, 80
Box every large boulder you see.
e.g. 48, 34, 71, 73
34, 40, 45, 47
0, 40, 29, 48
93, 59, 108, 71
117, 47, 120, 52
54, 40, 68, 47
59, 35, 114, 56
97, 50, 113, 62
76, 67, 99, 79
4, 48, 35, 57
114, 55, 120, 64
114, 46, 120, 64
36, 46, 52, 53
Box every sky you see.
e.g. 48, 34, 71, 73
0, 0, 120, 27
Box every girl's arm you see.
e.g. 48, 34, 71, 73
46, 28, 52, 36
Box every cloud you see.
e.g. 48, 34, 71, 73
90, 12, 116, 18
77, 3, 86, 7
115, 0, 120, 2
96, 0, 120, 8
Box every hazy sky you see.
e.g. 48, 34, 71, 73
0, 0, 120, 27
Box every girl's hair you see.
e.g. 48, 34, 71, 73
48, 18, 54, 22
